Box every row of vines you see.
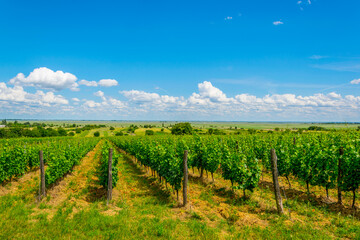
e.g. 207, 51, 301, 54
110, 131, 360, 206
0, 137, 99, 186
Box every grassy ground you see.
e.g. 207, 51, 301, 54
0, 143, 359, 239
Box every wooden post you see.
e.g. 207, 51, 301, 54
39, 150, 45, 199
293, 137, 296, 145
271, 149, 284, 215
183, 150, 189, 206
107, 148, 113, 204
338, 147, 344, 205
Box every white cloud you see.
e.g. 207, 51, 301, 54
310, 55, 328, 60
188, 81, 230, 105
298, 0, 312, 10
224, 16, 232, 20
83, 100, 101, 108
9, 67, 79, 91
273, 21, 284, 26
94, 90, 106, 101
98, 79, 118, 87
2, 80, 360, 121
121, 90, 180, 105
350, 79, 360, 84
0, 82, 68, 106
117, 81, 360, 120
94, 90, 105, 97
79, 80, 98, 87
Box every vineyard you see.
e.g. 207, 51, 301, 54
110, 131, 360, 207
0, 131, 360, 239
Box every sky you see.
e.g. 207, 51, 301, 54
0, 0, 360, 121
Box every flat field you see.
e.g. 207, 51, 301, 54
15, 120, 360, 130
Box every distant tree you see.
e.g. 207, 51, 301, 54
127, 124, 138, 133
94, 131, 100, 137
248, 129, 256, 134
308, 126, 326, 131
115, 131, 124, 136
1, 119, 6, 125
145, 130, 154, 135
57, 127, 67, 136
208, 128, 214, 135
171, 122, 193, 135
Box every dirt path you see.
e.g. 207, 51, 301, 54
113, 148, 358, 237
113, 148, 268, 227
29, 140, 104, 219
0, 169, 40, 197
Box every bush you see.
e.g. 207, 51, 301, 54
94, 131, 100, 137
57, 127, 67, 136
115, 131, 124, 136
110, 126, 115, 131
171, 122, 193, 135
308, 126, 326, 131
68, 132, 75, 136
145, 130, 154, 135
248, 129, 256, 134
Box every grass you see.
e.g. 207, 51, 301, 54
0, 145, 359, 239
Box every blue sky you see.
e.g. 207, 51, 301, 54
0, 0, 360, 121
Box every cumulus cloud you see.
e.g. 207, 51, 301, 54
9, 67, 79, 91
273, 21, 284, 26
121, 90, 181, 107
117, 81, 360, 120
79, 80, 98, 87
79, 79, 119, 88
83, 100, 101, 108
81, 91, 125, 111
2, 80, 360, 121
0, 82, 68, 107
224, 16, 232, 20
350, 79, 360, 84
98, 79, 118, 87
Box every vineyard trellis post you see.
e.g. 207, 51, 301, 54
39, 150, 46, 199
183, 150, 189, 206
337, 147, 344, 205
107, 148, 113, 205
271, 149, 284, 215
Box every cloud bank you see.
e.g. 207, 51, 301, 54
1, 76, 360, 121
